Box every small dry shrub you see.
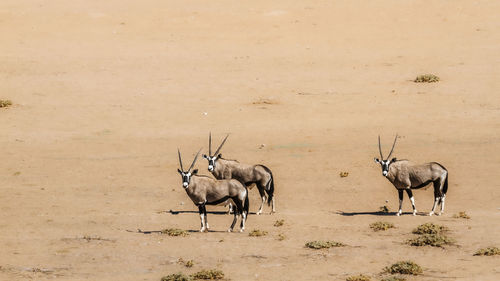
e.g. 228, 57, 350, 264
161, 273, 191, 281
277, 233, 286, 241
0, 100, 12, 108
380, 277, 406, 281
177, 258, 194, 268
453, 211, 471, 219
339, 171, 349, 178
162, 228, 189, 237
407, 233, 454, 247
191, 269, 224, 280
273, 219, 284, 227
252, 98, 278, 105
346, 274, 370, 281
383, 261, 422, 275
370, 221, 394, 231
474, 247, 500, 256
412, 223, 447, 234
305, 240, 345, 249
249, 229, 268, 237
414, 74, 439, 83
379, 206, 390, 213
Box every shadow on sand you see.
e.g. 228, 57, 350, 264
335, 210, 428, 216
161, 210, 258, 215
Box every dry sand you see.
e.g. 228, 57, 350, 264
1, 1, 499, 280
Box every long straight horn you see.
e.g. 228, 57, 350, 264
387, 134, 398, 159
188, 148, 202, 172
178, 149, 184, 172
209, 132, 212, 156
378, 135, 384, 159
214, 134, 229, 156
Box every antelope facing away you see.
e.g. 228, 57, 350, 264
374, 135, 449, 216
202, 133, 275, 215
177, 149, 249, 232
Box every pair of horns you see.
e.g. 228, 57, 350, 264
178, 148, 201, 173
378, 134, 398, 160
209, 132, 228, 156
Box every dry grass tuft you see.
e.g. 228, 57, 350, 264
407, 233, 454, 247
474, 247, 500, 256
277, 233, 286, 241
346, 274, 371, 281
339, 171, 349, 178
177, 258, 194, 268
453, 211, 471, 219
0, 100, 12, 108
379, 205, 390, 213
161, 273, 191, 281
305, 240, 345, 249
162, 228, 189, 237
412, 223, 447, 234
414, 74, 439, 83
191, 269, 224, 280
380, 277, 406, 281
383, 261, 422, 275
273, 219, 285, 227
252, 98, 278, 105
370, 221, 394, 232
248, 229, 268, 237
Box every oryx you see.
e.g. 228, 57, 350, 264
203, 133, 275, 215
177, 148, 249, 232
374, 135, 449, 216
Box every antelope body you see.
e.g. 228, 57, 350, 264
374, 135, 449, 216
177, 149, 249, 232
203, 134, 275, 215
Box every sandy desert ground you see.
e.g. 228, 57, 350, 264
1, 1, 500, 280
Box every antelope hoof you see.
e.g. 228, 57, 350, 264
200, 228, 206, 233
227, 228, 233, 233
256, 211, 262, 215
413, 211, 417, 216
429, 212, 434, 216
436, 212, 442, 216
396, 210, 402, 216
239, 228, 244, 233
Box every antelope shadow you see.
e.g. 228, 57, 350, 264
162, 210, 258, 215
335, 210, 429, 216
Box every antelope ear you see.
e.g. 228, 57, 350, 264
177, 169, 183, 174
192, 169, 198, 175
217, 154, 222, 159
374, 158, 380, 163
202, 154, 208, 159
391, 157, 397, 163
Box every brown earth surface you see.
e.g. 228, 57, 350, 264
1, 1, 499, 280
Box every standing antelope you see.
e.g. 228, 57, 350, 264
202, 133, 275, 215
177, 149, 249, 232
374, 135, 449, 216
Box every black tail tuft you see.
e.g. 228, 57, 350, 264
443, 172, 448, 195
244, 188, 250, 215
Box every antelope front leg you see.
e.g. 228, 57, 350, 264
405, 189, 417, 216
203, 205, 209, 231
397, 190, 403, 216
198, 205, 206, 232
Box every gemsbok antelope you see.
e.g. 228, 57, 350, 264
374, 135, 449, 216
202, 133, 275, 215
177, 148, 249, 232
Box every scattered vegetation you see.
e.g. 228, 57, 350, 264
191, 269, 224, 280
370, 221, 394, 232
177, 258, 194, 268
380, 277, 406, 281
414, 74, 439, 83
379, 205, 390, 213
346, 274, 371, 281
383, 261, 422, 275
474, 247, 500, 256
339, 171, 349, 178
277, 233, 286, 241
453, 211, 471, 219
161, 273, 191, 281
273, 219, 285, 227
81, 235, 113, 242
407, 233, 454, 247
412, 223, 448, 234
0, 99, 12, 108
252, 98, 278, 105
249, 229, 268, 237
305, 240, 345, 249
162, 228, 189, 237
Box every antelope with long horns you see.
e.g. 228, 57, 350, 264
177, 149, 249, 232
374, 135, 449, 216
203, 133, 275, 215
